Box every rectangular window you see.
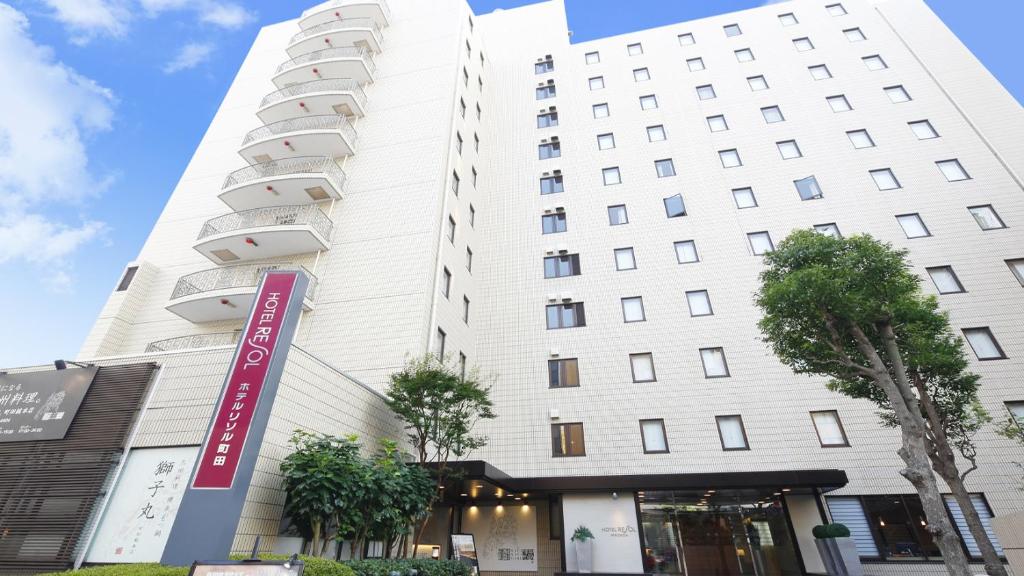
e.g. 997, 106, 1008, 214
608, 204, 628, 225
469, 205, 476, 227
707, 115, 728, 132
826, 3, 847, 16
463, 296, 470, 323
719, 149, 742, 168
614, 247, 637, 271
542, 213, 567, 234
696, 84, 716, 100
686, 290, 713, 316
474, 133, 480, 152
633, 67, 651, 81
476, 103, 481, 119
687, 57, 705, 72
466, 247, 473, 272
735, 48, 754, 62
592, 103, 610, 118
827, 94, 852, 112
536, 84, 556, 99
664, 194, 686, 218
451, 170, 460, 194
535, 58, 554, 74
824, 497, 881, 558
1008, 402, 1024, 424
455, 134, 463, 155
436, 327, 446, 358
589, 76, 605, 90
963, 327, 1005, 360
748, 231, 774, 255
622, 296, 646, 322
927, 266, 965, 294
733, 187, 757, 208
1006, 259, 1024, 286
447, 215, 456, 243
716, 415, 748, 450
937, 159, 970, 182
459, 352, 466, 379
815, 223, 842, 238
551, 423, 585, 457
441, 267, 451, 298
675, 240, 699, 263
640, 94, 659, 109
544, 254, 581, 279
811, 410, 849, 447
863, 55, 888, 70
870, 168, 901, 190
537, 111, 558, 128
862, 495, 941, 560
678, 32, 695, 45
585, 51, 600, 64
540, 175, 564, 195
944, 494, 1004, 560
778, 12, 798, 26
748, 75, 769, 91
546, 302, 586, 329
640, 419, 669, 453
793, 37, 815, 51
538, 142, 561, 159
701, 347, 730, 377
116, 266, 138, 292
597, 133, 615, 150
909, 120, 938, 139
896, 213, 930, 238
724, 23, 742, 37
809, 64, 831, 80
655, 159, 676, 177
630, 352, 656, 382
647, 125, 667, 141
471, 167, 477, 187
885, 85, 911, 103
548, 358, 579, 388
847, 129, 875, 149
795, 175, 823, 200
603, 166, 622, 186
777, 140, 803, 159
844, 27, 866, 41
761, 105, 784, 123
627, 42, 643, 56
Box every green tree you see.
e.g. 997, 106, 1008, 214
364, 439, 435, 557
386, 353, 496, 556
755, 230, 1003, 576
996, 408, 1024, 490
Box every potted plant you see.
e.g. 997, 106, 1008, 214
813, 523, 862, 576
571, 525, 595, 573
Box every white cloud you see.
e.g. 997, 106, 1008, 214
40, 0, 131, 44
200, 2, 254, 29
163, 41, 215, 73
0, 4, 113, 287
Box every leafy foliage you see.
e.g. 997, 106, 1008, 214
571, 525, 594, 541
346, 559, 470, 576
37, 565, 189, 576
228, 555, 355, 576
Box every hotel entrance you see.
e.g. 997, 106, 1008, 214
639, 490, 802, 576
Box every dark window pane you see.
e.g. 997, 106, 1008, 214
664, 194, 686, 218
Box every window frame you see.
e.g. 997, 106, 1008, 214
748, 75, 769, 91
621, 296, 646, 323
540, 175, 564, 195
847, 129, 876, 149
748, 231, 774, 255
719, 148, 742, 168
686, 289, 714, 317
811, 410, 850, 447
761, 105, 784, 123
614, 247, 637, 271
541, 212, 567, 234
592, 103, 610, 118
707, 114, 729, 132
700, 347, 731, 378
630, 352, 657, 383
640, 94, 659, 109
551, 422, 586, 457
608, 204, 629, 226
716, 414, 750, 451
696, 84, 716, 100
687, 57, 705, 72
909, 119, 939, 140
664, 194, 686, 218
1006, 258, 1024, 287
733, 187, 757, 209
655, 158, 677, 177
548, 358, 580, 389
927, 266, 966, 294
793, 36, 815, 51
937, 159, 971, 182
543, 254, 581, 279
597, 132, 616, 151
870, 168, 902, 191
640, 419, 670, 454
647, 124, 667, 142
603, 166, 622, 186
885, 85, 912, 103
777, 139, 803, 159
863, 54, 888, 71
896, 213, 931, 238
546, 302, 586, 330
675, 240, 699, 264
962, 327, 1007, 360
827, 94, 852, 112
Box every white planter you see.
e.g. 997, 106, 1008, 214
574, 539, 593, 573
815, 537, 862, 576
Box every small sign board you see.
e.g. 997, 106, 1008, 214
0, 366, 98, 442
451, 534, 479, 576
188, 561, 303, 576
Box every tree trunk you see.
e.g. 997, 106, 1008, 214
850, 323, 973, 576
311, 518, 322, 558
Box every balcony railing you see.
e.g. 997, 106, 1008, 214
301, 0, 392, 23
222, 156, 346, 190
260, 79, 367, 110
290, 18, 382, 46
145, 332, 240, 353
275, 46, 376, 76
241, 115, 357, 148
171, 264, 318, 301
198, 205, 333, 241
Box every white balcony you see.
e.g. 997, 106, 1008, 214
239, 115, 356, 164
288, 18, 383, 58
220, 156, 345, 211
167, 265, 317, 323
299, 0, 391, 30
257, 79, 367, 124
194, 205, 333, 264
274, 46, 375, 88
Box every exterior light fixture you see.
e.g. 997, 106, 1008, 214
283, 140, 294, 151
245, 237, 258, 247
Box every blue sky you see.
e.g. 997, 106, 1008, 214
0, 0, 1020, 368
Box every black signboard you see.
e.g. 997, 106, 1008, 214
0, 366, 98, 442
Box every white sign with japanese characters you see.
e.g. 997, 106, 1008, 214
86, 446, 200, 563
461, 505, 537, 572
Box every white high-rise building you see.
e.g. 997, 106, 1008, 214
10, 0, 1024, 573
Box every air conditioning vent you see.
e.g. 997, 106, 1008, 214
305, 186, 330, 200
550, 136, 560, 141
211, 249, 240, 262
553, 169, 562, 175
548, 106, 557, 112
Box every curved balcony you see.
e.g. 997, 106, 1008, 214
167, 264, 318, 323
220, 156, 345, 211
300, 0, 391, 31
146, 332, 240, 353
258, 79, 367, 124
273, 46, 375, 88
239, 115, 356, 164
288, 18, 383, 58
194, 205, 333, 264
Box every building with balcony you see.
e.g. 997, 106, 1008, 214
7, 0, 1022, 574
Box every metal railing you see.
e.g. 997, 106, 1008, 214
171, 264, 318, 301
301, 0, 392, 24
275, 46, 376, 76
241, 115, 357, 148
197, 205, 333, 241
260, 79, 367, 111
290, 18, 382, 47
145, 332, 240, 353
222, 156, 346, 191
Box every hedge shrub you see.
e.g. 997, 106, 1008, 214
812, 523, 851, 539
36, 564, 189, 576
346, 559, 469, 576
228, 554, 354, 576
36, 555, 468, 576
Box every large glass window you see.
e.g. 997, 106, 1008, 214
548, 358, 579, 388
551, 423, 585, 457
542, 213, 566, 234
540, 175, 563, 195
546, 302, 586, 329
716, 415, 748, 449
544, 254, 581, 279
962, 327, 1005, 360
539, 142, 560, 159
811, 410, 849, 446
630, 353, 656, 382
640, 419, 669, 453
